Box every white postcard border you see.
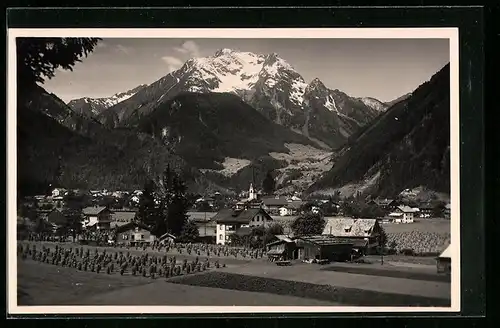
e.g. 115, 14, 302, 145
7, 27, 460, 315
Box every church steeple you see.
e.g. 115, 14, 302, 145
249, 182, 256, 201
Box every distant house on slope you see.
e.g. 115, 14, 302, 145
212, 207, 272, 245
322, 217, 382, 254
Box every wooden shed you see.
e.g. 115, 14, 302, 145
295, 235, 354, 262
266, 235, 297, 261
437, 244, 451, 274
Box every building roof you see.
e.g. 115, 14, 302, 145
323, 217, 378, 237
262, 197, 290, 207
115, 221, 152, 233
296, 235, 355, 246
111, 211, 136, 222
373, 199, 395, 206
397, 205, 420, 213
159, 232, 177, 240
275, 235, 295, 243
439, 244, 451, 258
187, 211, 218, 221
388, 212, 404, 217
110, 221, 131, 229
212, 208, 272, 224
280, 200, 304, 210
83, 206, 108, 216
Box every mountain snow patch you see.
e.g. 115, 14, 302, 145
359, 97, 388, 112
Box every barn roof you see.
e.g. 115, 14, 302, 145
212, 208, 272, 224
83, 206, 108, 216
296, 235, 355, 246
323, 217, 378, 237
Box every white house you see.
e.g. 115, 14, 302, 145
212, 208, 272, 245
388, 205, 419, 223
51, 188, 67, 198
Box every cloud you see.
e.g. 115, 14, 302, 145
162, 56, 184, 73
174, 40, 200, 58
115, 44, 131, 55
96, 41, 107, 49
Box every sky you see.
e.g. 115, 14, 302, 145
41, 38, 450, 103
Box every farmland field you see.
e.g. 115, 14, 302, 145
15, 241, 450, 307
17, 260, 338, 306
382, 219, 450, 234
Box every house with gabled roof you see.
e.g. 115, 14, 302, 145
82, 206, 112, 230
295, 235, 354, 262
388, 205, 419, 223
115, 221, 155, 246
110, 210, 137, 229
322, 217, 382, 253
212, 207, 273, 245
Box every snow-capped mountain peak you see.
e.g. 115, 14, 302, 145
67, 84, 147, 118
97, 48, 385, 149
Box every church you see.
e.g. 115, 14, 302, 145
235, 183, 264, 210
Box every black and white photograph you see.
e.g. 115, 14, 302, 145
8, 28, 460, 314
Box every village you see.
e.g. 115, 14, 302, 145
16, 180, 452, 306
17, 182, 452, 264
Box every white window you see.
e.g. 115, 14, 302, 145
219, 234, 223, 240
225, 235, 230, 241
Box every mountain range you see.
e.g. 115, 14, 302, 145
75, 49, 385, 149
18, 46, 450, 199
67, 84, 147, 118
308, 64, 450, 198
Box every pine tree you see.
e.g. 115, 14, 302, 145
62, 193, 85, 240
165, 172, 189, 236
137, 179, 162, 232
262, 170, 276, 196
178, 220, 200, 243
